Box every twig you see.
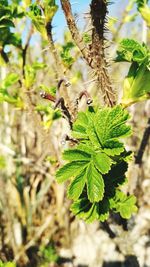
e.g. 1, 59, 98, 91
40, 79, 73, 128
14, 215, 54, 262
135, 118, 150, 164
76, 90, 93, 105
45, 21, 73, 113
55, 97, 73, 128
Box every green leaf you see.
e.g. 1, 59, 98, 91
67, 171, 86, 200
60, 42, 75, 67
1, 73, 19, 88
103, 146, 124, 156
63, 148, 91, 162
109, 190, 137, 219
104, 161, 128, 198
93, 152, 113, 174
96, 199, 110, 222
70, 197, 92, 219
86, 120, 101, 148
71, 198, 109, 223
122, 62, 150, 106
28, 4, 47, 39
136, 1, 150, 26
115, 38, 148, 63
72, 112, 89, 139
94, 106, 131, 146
71, 198, 98, 223
56, 161, 88, 183
86, 163, 104, 202
43, 0, 58, 23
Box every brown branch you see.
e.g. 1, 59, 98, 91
90, 0, 116, 106
60, 0, 90, 64
135, 117, 150, 164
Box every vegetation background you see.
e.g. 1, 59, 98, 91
0, 0, 150, 266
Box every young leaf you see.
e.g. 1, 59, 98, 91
86, 163, 104, 202
109, 190, 137, 219
93, 152, 113, 174
115, 38, 148, 63
63, 148, 91, 162
56, 161, 88, 183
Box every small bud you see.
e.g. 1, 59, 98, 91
40, 91, 46, 98
87, 98, 93, 105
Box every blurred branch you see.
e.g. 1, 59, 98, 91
22, 26, 33, 77
60, 0, 90, 64
45, 21, 72, 109
112, 1, 135, 42
135, 117, 150, 164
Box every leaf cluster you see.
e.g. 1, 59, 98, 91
116, 38, 150, 106
56, 105, 137, 223
0, 1, 23, 47
27, 1, 58, 39
136, 0, 150, 26
0, 73, 23, 107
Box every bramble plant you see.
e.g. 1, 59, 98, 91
1, 0, 150, 265
1, 0, 150, 225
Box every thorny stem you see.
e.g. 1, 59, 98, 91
61, 0, 116, 107
90, 0, 116, 107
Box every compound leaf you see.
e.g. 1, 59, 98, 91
63, 148, 91, 162
109, 190, 137, 219
86, 163, 104, 202
56, 161, 88, 183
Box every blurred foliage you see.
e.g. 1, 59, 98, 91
116, 38, 150, 106
0, 261, 16, 267
136, 0, 150, 26
39, 244, 59, 266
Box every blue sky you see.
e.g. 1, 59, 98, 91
52, 0, 127, 42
